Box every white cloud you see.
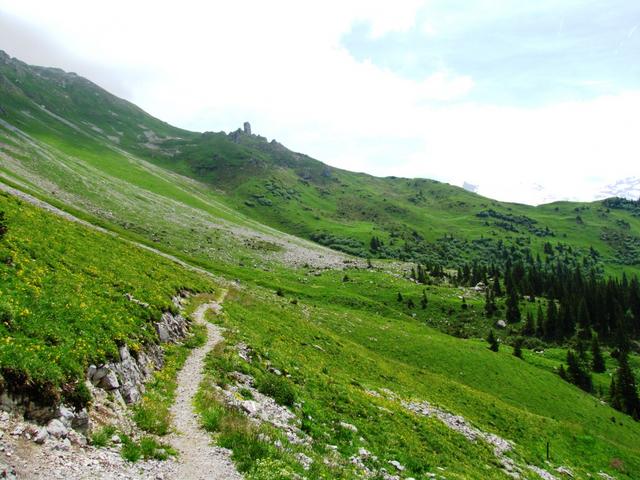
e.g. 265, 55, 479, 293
420, 20, 437, 36
0, 0, 637, 205
392, 92, 640, 204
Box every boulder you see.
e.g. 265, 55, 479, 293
54, 438, 71, 451
119, 346, 130, 362
496, 320, 507, 329
33, 427, 48, 444
90, 366, 110, 385
474, 282, 486, 292
46, 419, 68, 439
98, 371, 120, 390
242, 400, 260, 416
358, 448, 371, 457
67, 429, 87, 446
121, 381, 141, 404
339, 421, 358, 432
556, 466, 574, 477
295, 452, 313, 470
155, 322, 171, 343
58, 405, 75, 427
71, 408, 90, 433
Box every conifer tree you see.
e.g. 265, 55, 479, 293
484, 288, 497, 317
544, 300, 558, 340
487, 330, 499, 352
0, 211, 7, 239
505, 287, 521, 324
370, 236, 381, 252
565, 350, 593, 392
492, 274, 502, 297
576, 337, 588, 363
535, 304, 545, 338
591, 334, 606, 373
420, 290, 428, 310
523, 311, 535, 336
417, 264, 427, 284
513, 337, 523, 358
609, 377, 620, 410
576, 299, 591, 338
610, 352, 640, 419
559, 364, 567, 380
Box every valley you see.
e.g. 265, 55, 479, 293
1, 50, 639, 479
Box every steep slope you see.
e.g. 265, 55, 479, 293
2, 51, 640, 479
0, 190, 214, 409
0, 51, 352, 278
165, 131, 640, 276
2, 49, 640, 277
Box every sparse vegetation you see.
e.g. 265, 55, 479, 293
90, 425, 117, 447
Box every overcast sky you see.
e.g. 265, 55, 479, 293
1, 1, 638, 204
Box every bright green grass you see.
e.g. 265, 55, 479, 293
198, 284, 640, 479
0, 193, 214, 404
2, 52, 640, 479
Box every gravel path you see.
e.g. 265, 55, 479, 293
168, 298, 243, 480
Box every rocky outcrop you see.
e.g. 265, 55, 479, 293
219, 371, 310, 446
87, 343, 164, 405
0, 295, 190, 434
0, 410, 180, 479
154, 310, 189, 344
0, 391, 59, 424
88, 298, 190, 405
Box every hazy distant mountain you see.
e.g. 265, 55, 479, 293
598, 176, 640, 201
462, 181, 479, 193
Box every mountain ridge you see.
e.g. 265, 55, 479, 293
1, 49, 640, 479
3, 48, 640, 278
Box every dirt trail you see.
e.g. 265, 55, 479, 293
0, 183, 245, 477
168, 296, 242, 480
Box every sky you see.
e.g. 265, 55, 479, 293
0, 0, 638, 205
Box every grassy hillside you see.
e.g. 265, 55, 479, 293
181, 132, 640, 277
0, 191, 214, 406
2, 49, 640, 278
1, 51, 640, 478
192, 276, 640, 479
